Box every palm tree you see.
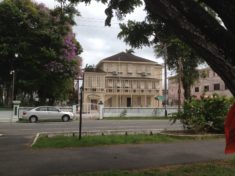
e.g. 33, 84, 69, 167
154, 39, 203, 101
125, 49, 135, 54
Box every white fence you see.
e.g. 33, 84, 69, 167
73, 103, 100, 119
0, 110, 12, 122
103, 107, 179, 118
1, 105, 180, 122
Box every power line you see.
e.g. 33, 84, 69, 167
76, 21, 120, 26
77, 16, 120, 22
75, 24, 120, 29
77, 17, 107, 21
76, 17, 122, 25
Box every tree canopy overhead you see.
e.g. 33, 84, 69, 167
70, 0, 235, 96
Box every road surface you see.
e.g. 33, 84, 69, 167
0, 120, 232, 176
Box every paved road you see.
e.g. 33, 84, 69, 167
0, 119, 183, 136
0, 120, 232, 176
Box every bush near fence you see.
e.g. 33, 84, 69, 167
171, 95, 234, 133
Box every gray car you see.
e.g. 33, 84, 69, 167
22, 106, 74, 123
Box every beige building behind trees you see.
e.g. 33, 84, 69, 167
168, 67, 233, 106
83, 52, 163, 110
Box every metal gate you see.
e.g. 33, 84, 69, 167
75, 103, 99, 119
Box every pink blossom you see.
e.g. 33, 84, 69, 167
63, 32, 78, 61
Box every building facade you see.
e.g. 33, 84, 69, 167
83, 52, 163, 110
168, 67, 233, 105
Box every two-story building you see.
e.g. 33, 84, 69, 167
83, 52, 163, 109
168, 67, 233, 105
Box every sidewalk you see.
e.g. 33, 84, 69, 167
0, 135, 232, 176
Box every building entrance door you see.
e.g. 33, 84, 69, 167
127, 97, 131, 107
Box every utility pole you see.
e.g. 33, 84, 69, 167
79, 72, 84, 140
77, 79, 80, 103
163, 44, 168, 117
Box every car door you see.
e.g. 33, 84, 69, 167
47, 107, 60, 120
34, 107, 48, 120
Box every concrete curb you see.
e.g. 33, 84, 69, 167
31, 129, 165, 146
31, 133, 40, 146
31, 129, 224, 147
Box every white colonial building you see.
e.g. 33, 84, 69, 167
83, 52, 163, 110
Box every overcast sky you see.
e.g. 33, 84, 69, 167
34, 0, 163, 67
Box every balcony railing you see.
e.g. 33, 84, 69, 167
105, 88, 160, 95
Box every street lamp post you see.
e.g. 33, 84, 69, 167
78, 73, 84, 140
10, 53, 18, 103
79, 86, 83, 140
10, 70, 15, 102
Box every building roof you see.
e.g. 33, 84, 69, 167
98, 52, 161, 66
84, 68, 105, 73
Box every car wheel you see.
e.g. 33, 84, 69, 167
29, 116, 38, 123
62, 115, 70, 122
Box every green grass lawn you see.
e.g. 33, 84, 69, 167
70, 160, 235, 176
32, 134, 221, 148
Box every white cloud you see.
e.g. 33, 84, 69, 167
33, 0, 58, 8
78, 2, 107, 18
34, 0, 163, 67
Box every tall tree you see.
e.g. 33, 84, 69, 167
70, 0, 235, 96
0, 0, 82, 105
0, 0, 40, 105
143, 0, 235, 96
155, 39, 203, 100
118, 19, 203, 100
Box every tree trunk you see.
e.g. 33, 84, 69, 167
182, 82, 191, 100
5, 84, 11, 106
144, 0, 235, 96
29, 93, 34, 105
48, 97, 55, 106
0, 86, 3, 105
202, 0, 235, 34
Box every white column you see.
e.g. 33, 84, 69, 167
72, 105, 77, 119
99, 103, 104, 120
145, 95, 147, 107
12, 100, 21, 122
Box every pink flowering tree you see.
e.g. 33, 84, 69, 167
0, 0, 83, 105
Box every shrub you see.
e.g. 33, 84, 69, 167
120, 109, 127, 117
172, 95, 234, 133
